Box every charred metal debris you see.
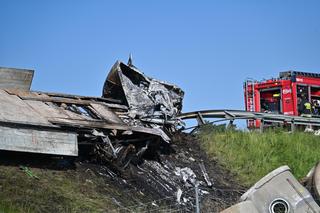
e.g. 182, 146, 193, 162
0, 61, 184, 169
1, 61, 243, 211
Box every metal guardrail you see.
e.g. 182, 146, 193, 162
178, 110, 320, 131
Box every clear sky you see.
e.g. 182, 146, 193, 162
1, 0, 320, 114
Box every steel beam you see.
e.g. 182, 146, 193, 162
178, 109, 320, 128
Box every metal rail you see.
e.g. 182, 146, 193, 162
178, 109, 320, 131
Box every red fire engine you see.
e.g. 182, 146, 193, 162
244, 71, 320, 128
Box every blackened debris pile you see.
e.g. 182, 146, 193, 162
0, 62, 243, 212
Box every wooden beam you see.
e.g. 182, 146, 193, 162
16, 94, 127, 110
48, 118, 170, 142
34, 90, 122, 104
6, 89, 128, 110
20, 96, 99, 105
89, 103, 124, 124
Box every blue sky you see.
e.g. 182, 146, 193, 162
1, 0, 320, 114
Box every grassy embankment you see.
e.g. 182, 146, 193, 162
198, 126, 320, 187
0, 157, 170, 213
0, 164, 116, 213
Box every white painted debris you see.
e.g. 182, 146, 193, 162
174, 167, 197, 186
176, 188, 183, 204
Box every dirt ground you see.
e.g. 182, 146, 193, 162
0, 133, 244, 213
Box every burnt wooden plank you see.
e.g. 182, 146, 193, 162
6, 89, 128, 110
0, 126, 78, 156
26, 100, 100, 123
19, 96, 95, 105
0, 90, 51, 125
34, 90, 122, 104
89, 103, 124, 124
24, 100, 71, 119
6, 88, 48, 98
19, 94, 128, 110
0, 67, 34, 90
49, 118, 170, 142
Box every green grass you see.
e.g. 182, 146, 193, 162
0, 162, 171, 213
198, 126, 320, 187
0, 165, 119, 213
0, 201, 21, 213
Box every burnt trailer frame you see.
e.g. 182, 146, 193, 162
0, 62, 183, 159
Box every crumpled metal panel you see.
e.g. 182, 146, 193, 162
222, 166, 320, 213
102, 61, 184, 120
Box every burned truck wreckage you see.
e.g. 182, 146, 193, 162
103, 61, 184, 127
2, 61, 320, 212
0, 62, 184, 161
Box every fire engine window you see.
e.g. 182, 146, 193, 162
297, 85, 308, 97
260, 89, 281, 113
311, 87, 320, 116
297, 85, 309, 115
311, 87, 320, 98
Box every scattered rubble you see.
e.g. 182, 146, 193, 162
174, 167, 197, 186
88, 132, 244, 212
200, 162, 214, 187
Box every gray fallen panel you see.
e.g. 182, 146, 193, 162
0, 126, 78, 156
0, 67, 34, 90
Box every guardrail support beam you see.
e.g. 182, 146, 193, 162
259, 119, 264, 133
196, 112, 205, 126
291, 120, 295, 132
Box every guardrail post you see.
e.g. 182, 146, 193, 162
196, 112, 205, 126
259, 119, 264, 133
291, 120, 295, 132
227, 119, 234, 129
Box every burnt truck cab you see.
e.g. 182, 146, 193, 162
244, 71, 320, 128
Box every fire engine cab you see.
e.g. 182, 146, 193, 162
244, 71, 320, 127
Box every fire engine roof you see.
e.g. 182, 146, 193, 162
279, 71, 320, 79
